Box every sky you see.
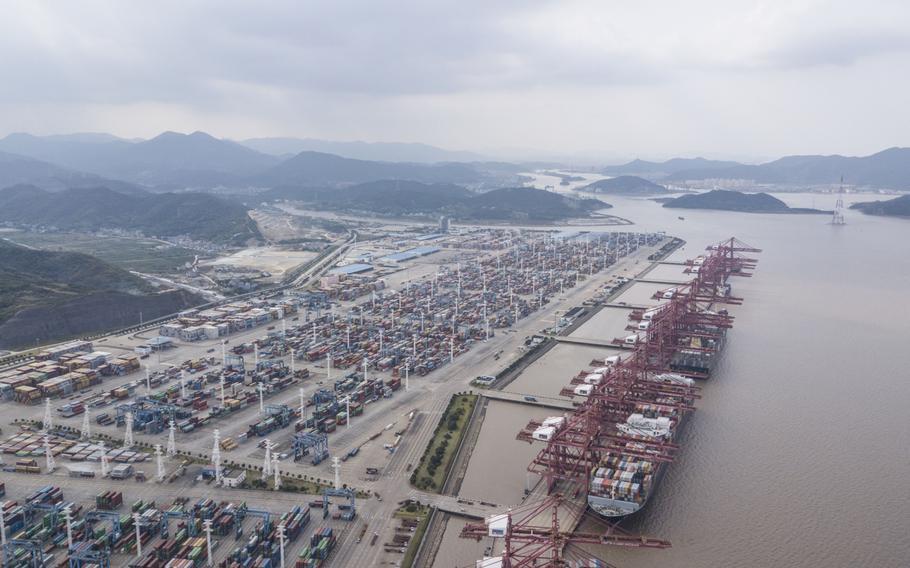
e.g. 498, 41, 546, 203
1, 0, 909, 163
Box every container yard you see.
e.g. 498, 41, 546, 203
0, 484, 324, 568
0, 228, 672, 568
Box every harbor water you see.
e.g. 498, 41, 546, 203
435, 189, 910, 568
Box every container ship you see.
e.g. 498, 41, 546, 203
586, 372, 695, 517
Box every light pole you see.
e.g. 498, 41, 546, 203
155, 444, 165, 482
299, 388, 306, 423
0, 500, 7, 547
132, 512, 143, 558
204, 519, 214, 567
63, 505, 73, 549
277, 523, 286, 568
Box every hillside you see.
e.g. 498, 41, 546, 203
0, 150, 146, 194
0, 240, 201, 348
0, 132, 134, 173
663, 190, 827, 214
849, 194, 910, 218
453, 187, 608, 221
602, 157, 741, 178
270, 181, 606, 221
269, 179, 472, 215
578, 176, 669, 196
256, 151, 483, 187
0, 185, 261, 244
667, 147, 910, 189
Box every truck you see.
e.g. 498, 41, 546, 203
110, 464, 134, 479
59, 403, 85, 417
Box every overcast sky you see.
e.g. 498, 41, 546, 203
1, 0, 909, 162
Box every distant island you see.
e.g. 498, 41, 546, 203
850, 194, 910, 218
541, 171, 586, 185
577, 175, 670, 196
663, 189, 828, 214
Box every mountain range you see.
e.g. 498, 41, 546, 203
605, 148, 910, 189
240, 137, 484, 163
0, 131, 279, 188
0, 239, 201, 349
0, 185, 260, 244
601, 157, 741, 178
0, 131, 500, 190
4, 131, 910, 192
258, 151, 483, 187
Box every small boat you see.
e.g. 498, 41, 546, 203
678, 216, 685, 220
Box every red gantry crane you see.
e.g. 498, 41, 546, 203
502, 237, 760, 567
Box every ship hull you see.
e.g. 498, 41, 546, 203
587, 460, 667, 518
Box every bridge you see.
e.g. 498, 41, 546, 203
602, 302, 650, 310
411, 492, 503, 520
635, 278, 690, 286
551, 336, 631, 350
482, 390, 576, 411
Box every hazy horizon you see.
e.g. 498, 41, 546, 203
2, 1, 910, 163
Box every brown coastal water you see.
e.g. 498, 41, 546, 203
435, 192, 910, 568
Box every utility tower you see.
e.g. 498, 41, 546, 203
211, 429, 222, 486
167, 420, 177, 456
832, 175, 846, 225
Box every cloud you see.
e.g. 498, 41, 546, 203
0, 0, 908, 157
